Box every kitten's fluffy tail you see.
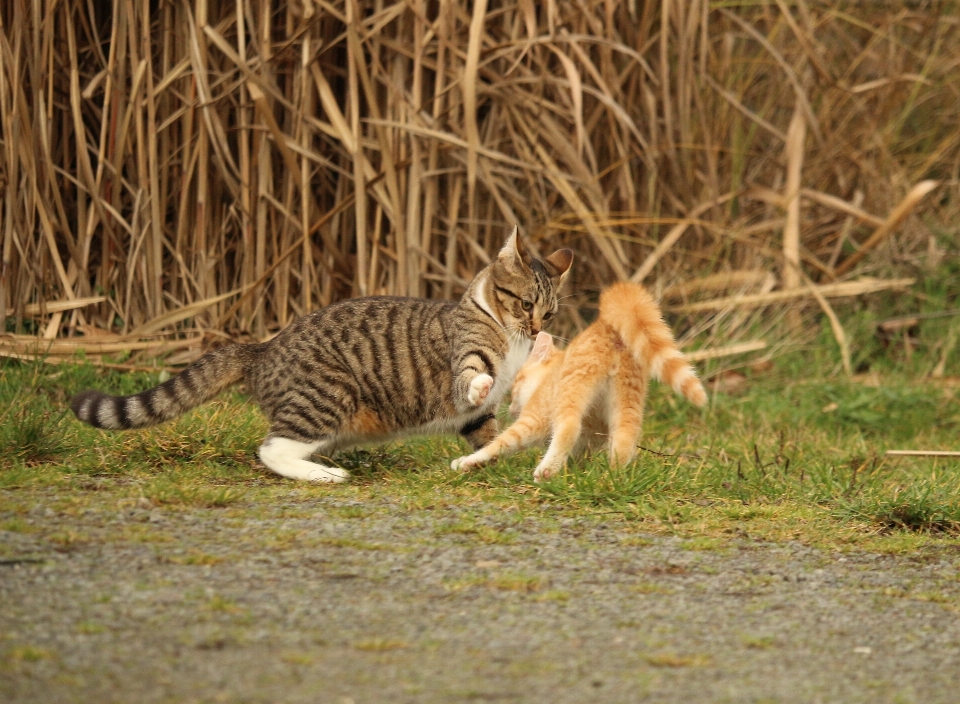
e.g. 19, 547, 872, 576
599, 282, 707, 407
71, 343, 262, 430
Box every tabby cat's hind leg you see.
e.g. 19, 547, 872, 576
258, 436, 349, 483
459, 413, 499, 450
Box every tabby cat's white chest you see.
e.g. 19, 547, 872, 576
486, 336, 532, 408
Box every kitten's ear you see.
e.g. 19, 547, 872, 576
544, 248, 574, 279
531, 331, 555, 361
498, 225, 533, 270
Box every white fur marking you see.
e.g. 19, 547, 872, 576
499, 225, 520, 260
451, 452, 487, 471
126, 397, 147, 426
258, 437, 349, 483
483, 335, 531, 411
533, 451, 563, 482
672, 368, 694, 395
650, 348, 683, 380
79, 397, 94, 422
468, 374, 494, 406
97, 402, 118, 428
471, 273, 502, 328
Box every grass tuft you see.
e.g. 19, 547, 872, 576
838, 483, 960, 535
140, 479, 246, 509
487, 572, 546, 593
4, 645, 54, 663
0, 403, 68, 465
643, 653, 711, 668
353, 639, 410, 652
536, 459, 662, 508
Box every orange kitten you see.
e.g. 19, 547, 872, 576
452, 281, 707, 481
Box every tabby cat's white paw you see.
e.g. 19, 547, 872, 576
259, 438, 349, 483
306, 465, 350, 483
468, 374, 494, 406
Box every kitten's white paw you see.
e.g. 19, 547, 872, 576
452, 454, 483, 471
533, 463, 558, 483
468, 374, 494, 406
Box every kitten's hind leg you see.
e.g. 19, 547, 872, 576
533, 372, 606, 482
532, 415, 582, 482
608, 362, 648, 467
258, 436, 349, 483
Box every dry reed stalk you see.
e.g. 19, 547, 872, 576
0, 333, 201, 356
800, 270, 851, 377
685, 340, 767, 363
3, 297, 104, 320
833, 181, 941, 277
667, 278, 916, 315
630, 193, 736, 283
782, 106, 806, 330
0, 2, 955, 351
661, 271, 769, 301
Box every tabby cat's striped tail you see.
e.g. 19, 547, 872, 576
598, 282, 708, 407
71, 344, 260, 430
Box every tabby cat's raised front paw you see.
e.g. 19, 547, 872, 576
467, 374, 494, 406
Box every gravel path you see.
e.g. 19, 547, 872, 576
2, 495, 959, 703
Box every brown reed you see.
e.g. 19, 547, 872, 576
1, 1, 957, 357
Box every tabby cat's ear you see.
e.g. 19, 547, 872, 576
498, 225, 533, 270
544, 248, 574, 280
531, 331, 555, 361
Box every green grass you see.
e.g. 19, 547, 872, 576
1, 341, 960, 555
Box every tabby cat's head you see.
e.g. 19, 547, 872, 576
482, 227, 573, 339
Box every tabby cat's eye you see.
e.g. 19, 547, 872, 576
521, 300, 533, 312
543, 311, 554, 321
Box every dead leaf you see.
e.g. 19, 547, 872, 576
708, 371, 748, 395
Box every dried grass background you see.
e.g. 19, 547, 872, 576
1, 0, 958, 357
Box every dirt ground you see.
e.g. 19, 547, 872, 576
2, 493, 959, 704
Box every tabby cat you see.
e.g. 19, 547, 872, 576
452, 281, 707, 481
71, 228, 573, 482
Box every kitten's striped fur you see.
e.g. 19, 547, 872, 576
452, 281, 706, 481
71, 228, 573, 482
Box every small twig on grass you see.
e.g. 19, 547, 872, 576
637, 446, 703, 461
886, 450, 960, 458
